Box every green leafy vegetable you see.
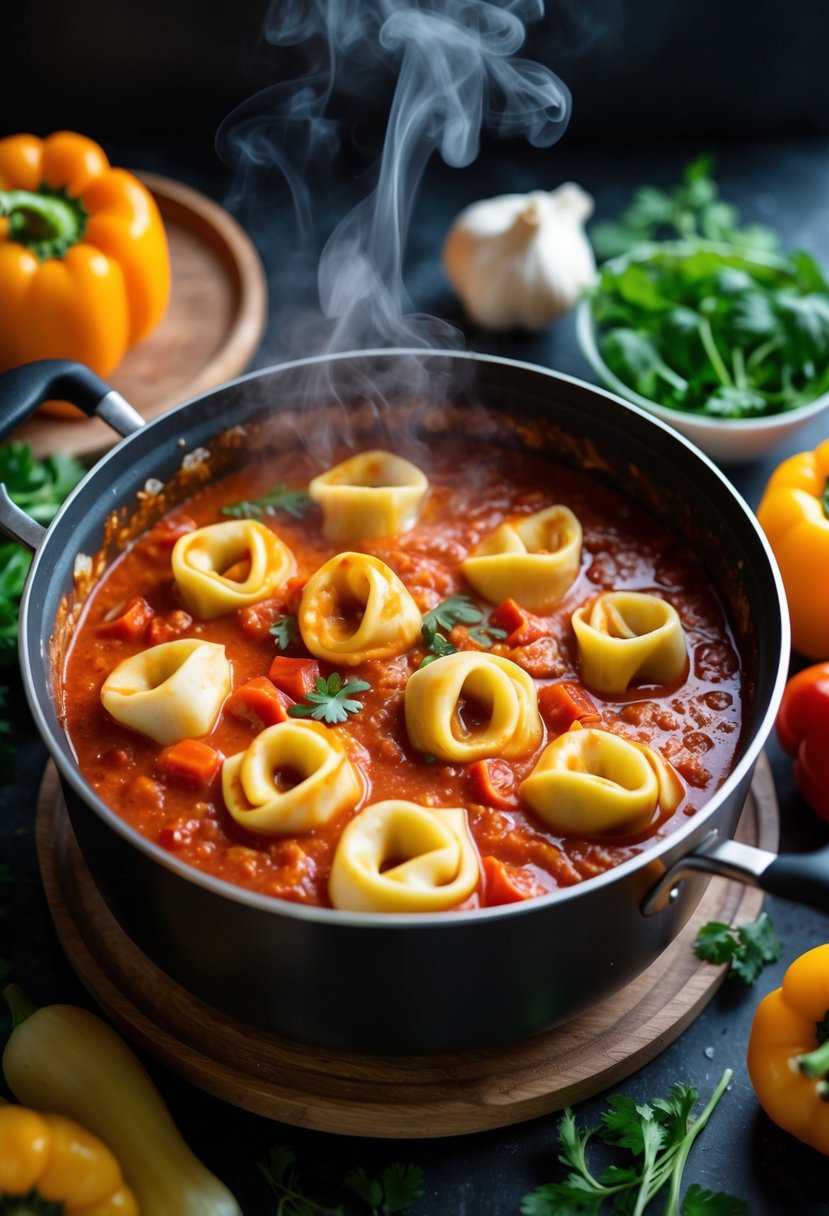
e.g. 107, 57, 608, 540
259, 1146, 343, 1215
587, 160, 829, 420
288, 672, 371, 725
270, 615, 299, 651
420, 595, 505, 664
222, 483, 312, 521
590, 156, 778, 262
344, 1164, 424, 1215
521, 1070, 746, 1215
694, 912, 783, 985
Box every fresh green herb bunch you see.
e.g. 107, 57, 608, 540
590, 243, 829, 420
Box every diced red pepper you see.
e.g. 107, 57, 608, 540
468, 758, 519, 809
538, 681, 602, 734
99, 596, 155, 640
268, 656, 320, 700
149, 514, 198, 548
489, 596, 553, 646
146, 609, 192, 646
227, 676, 294, 728
158, 739, 223, 787
482, 856, 548, 905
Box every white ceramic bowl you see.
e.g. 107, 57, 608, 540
576, 243, 829, 464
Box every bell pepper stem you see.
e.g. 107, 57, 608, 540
3, 982, 38, 1029
0, 187, 87, 260
821, 476, 829, 522
797, 1036, 829, 1080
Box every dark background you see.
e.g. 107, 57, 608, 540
3, 3, 829, 1214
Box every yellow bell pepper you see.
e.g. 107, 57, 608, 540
756, 439, 829, 660
0, 1103, 138, 1214
0, 130, 170, 414
746, 943, 829, 1156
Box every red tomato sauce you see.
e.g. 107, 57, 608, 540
60, 441, 744, 909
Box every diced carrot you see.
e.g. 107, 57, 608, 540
158, 739, 223, 787
99, 597, 155, 640
538, 681, 602, 734
146, 609, 192, 645
489, 597, 528, 635
227, 676, 294, 728
149, 514, 198, 548
268, 656, 320, 700
482, 856, 548, 905
468, 758, 519, 809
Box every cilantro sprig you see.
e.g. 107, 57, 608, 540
420, 595, 506, 665
288, 672, 370, 725
259, 1147, 423, 1215
222, 483, 312, 521
694, 912, 782, 985
521, 1070, 745, 1215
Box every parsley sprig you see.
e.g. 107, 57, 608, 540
259, 1147, 424, 1215
270, 615, 299, 651
288, 672, 370, 725
420, 595, 506, 665
694, 912, 782, 985
222, 483, 312, 521
521, 1070, 745, 1216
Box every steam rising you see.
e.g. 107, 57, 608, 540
217, 0, 570, 442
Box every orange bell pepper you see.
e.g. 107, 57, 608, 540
747, 943, 829, 1156
756, 439, 829, 660
0, 131, 170, 415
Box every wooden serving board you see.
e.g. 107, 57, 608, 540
13, 173, 268, 461
36, 758, 778, 1139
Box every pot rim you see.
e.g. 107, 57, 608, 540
19, 347, 791, 929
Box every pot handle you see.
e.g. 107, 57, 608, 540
0, 359, 145, 444
642, 832, 829, 915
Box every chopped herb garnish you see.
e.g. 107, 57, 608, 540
420, 595, 505, 660
521, 1070, 746, 1215
694, 912, 783, 985
468, 623, 508, 649
288, 672, 371, 725
222, 483, 312, 521
270, 615, 299, 651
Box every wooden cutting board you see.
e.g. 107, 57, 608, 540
12, 172, 268, 461
36, 757, 778, 1139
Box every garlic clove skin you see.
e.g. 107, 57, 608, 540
443, 183, 598, 331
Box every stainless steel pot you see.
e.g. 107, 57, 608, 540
2, 350, 826, 1054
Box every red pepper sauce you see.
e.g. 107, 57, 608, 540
60, 441, 744, 909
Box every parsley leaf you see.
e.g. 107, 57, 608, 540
0, 443, 85, 524
420, 596, 505, 662
344, 1163, 424, 1214
288, 672, 370, 725
270, 615, 299, 651
521, 1070, 745, 1216
259, 1146, 343, 1215
694, 912, 783, 985
222, 483, 312, 521
421, 594, 483, 633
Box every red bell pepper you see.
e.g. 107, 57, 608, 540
776, 662, 829, 822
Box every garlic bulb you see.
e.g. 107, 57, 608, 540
443, 182, 597, 330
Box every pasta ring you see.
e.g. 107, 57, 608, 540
222, 719, 363, 835
100, 639, 230, 745
171, 519, 297, 620
298, 551, 422, 665
520, 725, 684, 836
328, 801, 480, 912
309, 449, 429, 541
404, 651, 542, 762
461, 504, 582, 611
572, 591, 687, 695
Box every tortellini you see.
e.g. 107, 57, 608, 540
309, 449, 429, 541
405, 651, 543, 762
222, 719, 363, 835
298, 551, 422, 665
520, 725, 684, 836
328, 801, 480, 912
100, 639, 230, 745
572, 591, 687, 696
461, 505, 582, 611
171, 519, 297, 620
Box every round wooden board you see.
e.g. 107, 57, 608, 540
13, 172, 268, 461
36, 758, 778, 1139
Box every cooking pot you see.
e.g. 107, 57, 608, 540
2, 350, 826, 1055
